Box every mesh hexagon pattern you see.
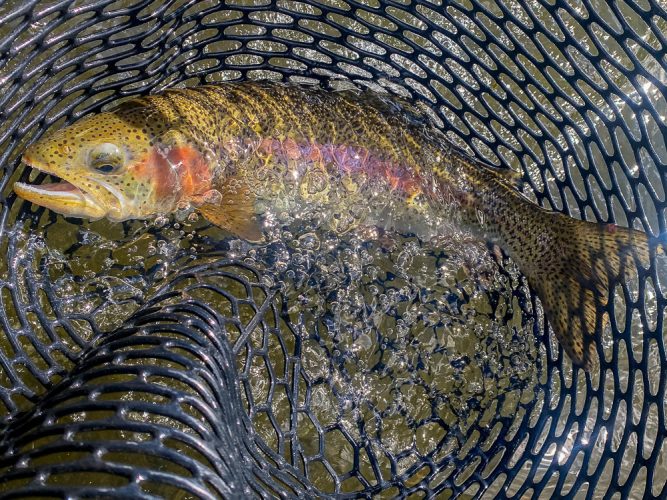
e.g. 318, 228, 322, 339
0, 0, 666, 498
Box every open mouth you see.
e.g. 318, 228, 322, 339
13, 160, 108, 219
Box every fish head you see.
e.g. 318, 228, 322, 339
13, 109, 194, 221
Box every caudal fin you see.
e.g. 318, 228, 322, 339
517, 212, 652, 371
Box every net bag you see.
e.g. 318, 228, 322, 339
0, 0, 665, 498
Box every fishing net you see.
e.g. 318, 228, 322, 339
0, 0, 665, 498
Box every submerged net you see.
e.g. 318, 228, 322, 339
0, 0, 665, 498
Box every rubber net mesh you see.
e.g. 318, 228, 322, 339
0, 0, 665, 498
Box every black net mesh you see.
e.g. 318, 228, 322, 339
0, 0, 665, 498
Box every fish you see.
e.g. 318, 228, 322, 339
13, 81, 655, 370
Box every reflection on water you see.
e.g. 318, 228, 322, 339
1, 204, 542, 491
6, 192, 662, 495
249, 227, 540, 489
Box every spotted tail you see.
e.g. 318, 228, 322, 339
510, 209, 652, 370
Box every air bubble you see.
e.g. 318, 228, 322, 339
202, 189, 223, 204
154, 215, 169, 227
298, 232, 320, 250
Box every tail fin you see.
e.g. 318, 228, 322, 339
515, 212, 652, 371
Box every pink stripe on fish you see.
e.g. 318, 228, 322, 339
254, 138, 423, 197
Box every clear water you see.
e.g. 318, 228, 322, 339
1, 202, 541, 490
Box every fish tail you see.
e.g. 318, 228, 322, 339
512, 208, 652, 371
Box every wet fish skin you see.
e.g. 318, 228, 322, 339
13, 81, 653, 370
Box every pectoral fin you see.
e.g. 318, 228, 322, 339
196, 183, 264, 242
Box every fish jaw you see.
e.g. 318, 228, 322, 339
13, 180, 108, 219
14, 153, 112, 220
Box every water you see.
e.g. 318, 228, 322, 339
251, 231, 539, 490
1, 197, 542, 492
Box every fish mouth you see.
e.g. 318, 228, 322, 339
13, 157, 108, 219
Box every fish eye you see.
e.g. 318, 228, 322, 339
89, 143, 125, 174
94, 164, 118, 173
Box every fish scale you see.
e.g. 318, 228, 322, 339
13, 81, 656, 370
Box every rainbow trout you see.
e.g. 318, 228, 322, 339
14, 81, 652, 370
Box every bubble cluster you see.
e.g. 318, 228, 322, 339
5, 172, 543, 492
228, 216, 540, 487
